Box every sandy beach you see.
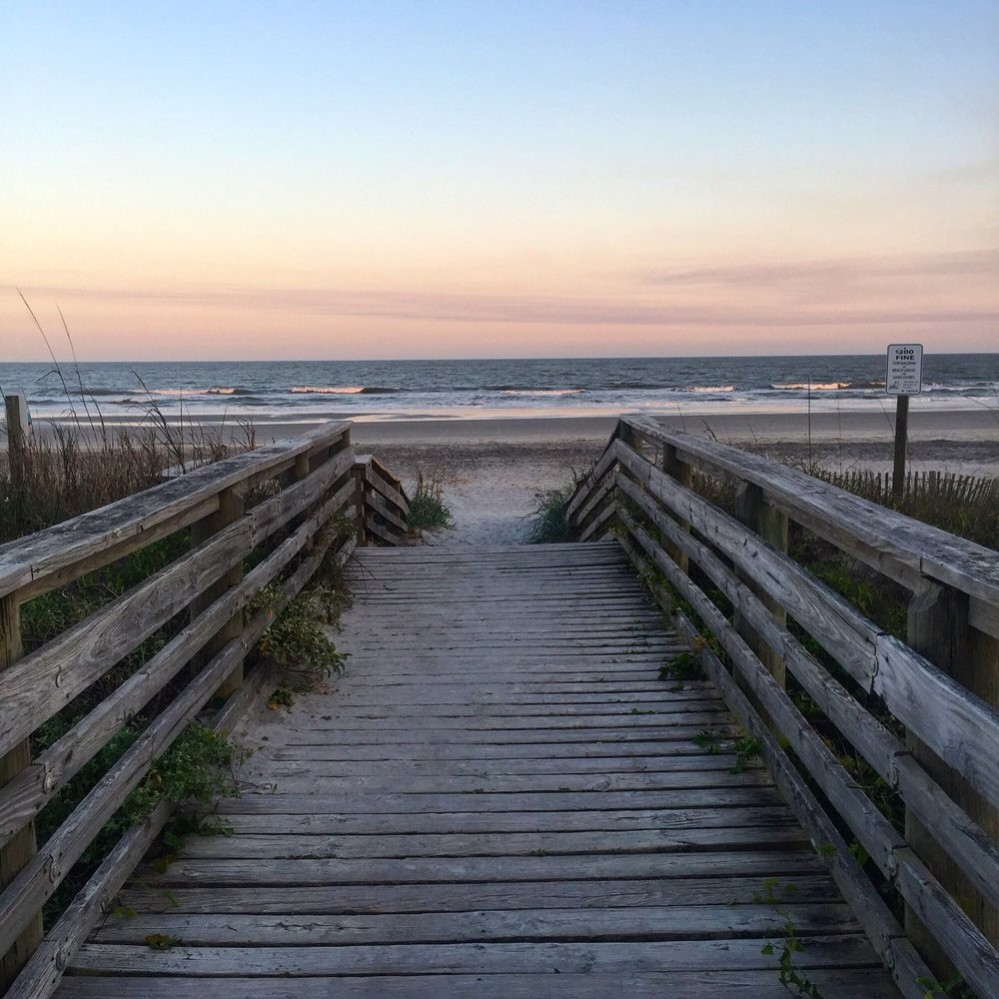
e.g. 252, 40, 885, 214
33, 408, 997, 545
343, 409, 997, 546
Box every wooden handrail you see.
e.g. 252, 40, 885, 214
353, 454, 411, 547
622, 415, 999, 634
0, 421, 409, 993
569, 417, 999, 998
0, 422, 352, 604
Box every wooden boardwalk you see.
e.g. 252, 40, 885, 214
58, 541, 898, 997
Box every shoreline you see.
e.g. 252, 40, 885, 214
36, 406, 999, 445
24, 407, 997, 547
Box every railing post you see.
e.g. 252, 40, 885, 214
734, 482, 788, 688
190, 485, 245, 699
906, 582, 998, 975
1, 593, 42, 988
5, 395, 27, 521
661, 444, 692, 573
352, 460, 367, 547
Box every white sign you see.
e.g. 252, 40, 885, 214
886, 344, 923, 396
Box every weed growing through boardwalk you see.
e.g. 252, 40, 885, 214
407, 471, 453, 532
761, 919, 824, 998
658, 649, 704, 683
693, 728, 763, 773
253, 583, 349, 690
529, 485, 575, 543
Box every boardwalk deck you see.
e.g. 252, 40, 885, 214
57, 541, 899, 997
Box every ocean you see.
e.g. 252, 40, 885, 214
1, 354, 996, 424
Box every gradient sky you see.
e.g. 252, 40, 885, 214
2, 1, 997, 361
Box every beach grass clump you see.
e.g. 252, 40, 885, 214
406, 471, 453, 533
529, 486, 575, 543
0, 411, 255, 542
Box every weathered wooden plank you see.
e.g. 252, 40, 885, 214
179, 824, 805, 860
363, 486, 408, 533
212, 804, 797, 837
54, 968, 901, 999
136, 849, 825, 887
313, 689, 716, 707
271, 724, 737, 746
112, 872, 840, 914
244, 753, 744, 782
358, 456, 409, 517
67, 935, 880, 976
0, 594, 41, 990
276, 710, 728, 732
264, 739, 742, 762
216, 784, 775, 818
0, 520, 251, 761
235, 768, 767, 798
93, 903, 855, 945
565, 437, 620, 520
364, 515, 401, 546
875, 633, 999, 810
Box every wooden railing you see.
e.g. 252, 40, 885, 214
353, 454, 411, 546
568, 416, 999, 999
0, 422, 409, 995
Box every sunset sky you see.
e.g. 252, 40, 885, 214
2, 1, 997, 361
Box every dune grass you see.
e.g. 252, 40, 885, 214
406, 471, 453, 533
529, 485, 575, 543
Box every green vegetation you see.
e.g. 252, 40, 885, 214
1, 400, 253, 543
406, 471, 453, 532
815, 468, 997, 551
693, 728, 763, 774
529, 486, 575, 543
41, 724, 247, 924
761, 919, 824, 998
658, 649, 703, 683
251, 542, 352, 696
258, 587, 348, 684
916, 974, 973, 999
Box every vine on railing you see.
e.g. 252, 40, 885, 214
567, 416, 999, 999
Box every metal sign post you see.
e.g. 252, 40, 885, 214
886, 344, 923, 498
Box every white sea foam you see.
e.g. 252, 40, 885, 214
770, 382, 852, 391
291, 386, 366, 395
500, 388, 584, 397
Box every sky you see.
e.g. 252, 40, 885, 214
1, 0, 997, 361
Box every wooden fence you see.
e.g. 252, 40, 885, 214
0, 422, 409, 994
819, 468, 997, 506
567, 416, 999, 999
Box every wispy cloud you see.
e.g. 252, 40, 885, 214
7, 281, 996, 329
638, 248, 999, 288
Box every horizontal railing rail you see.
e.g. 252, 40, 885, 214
353, 454, 411, 546
0, 421, 409, 996
568, 416, 999, 999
